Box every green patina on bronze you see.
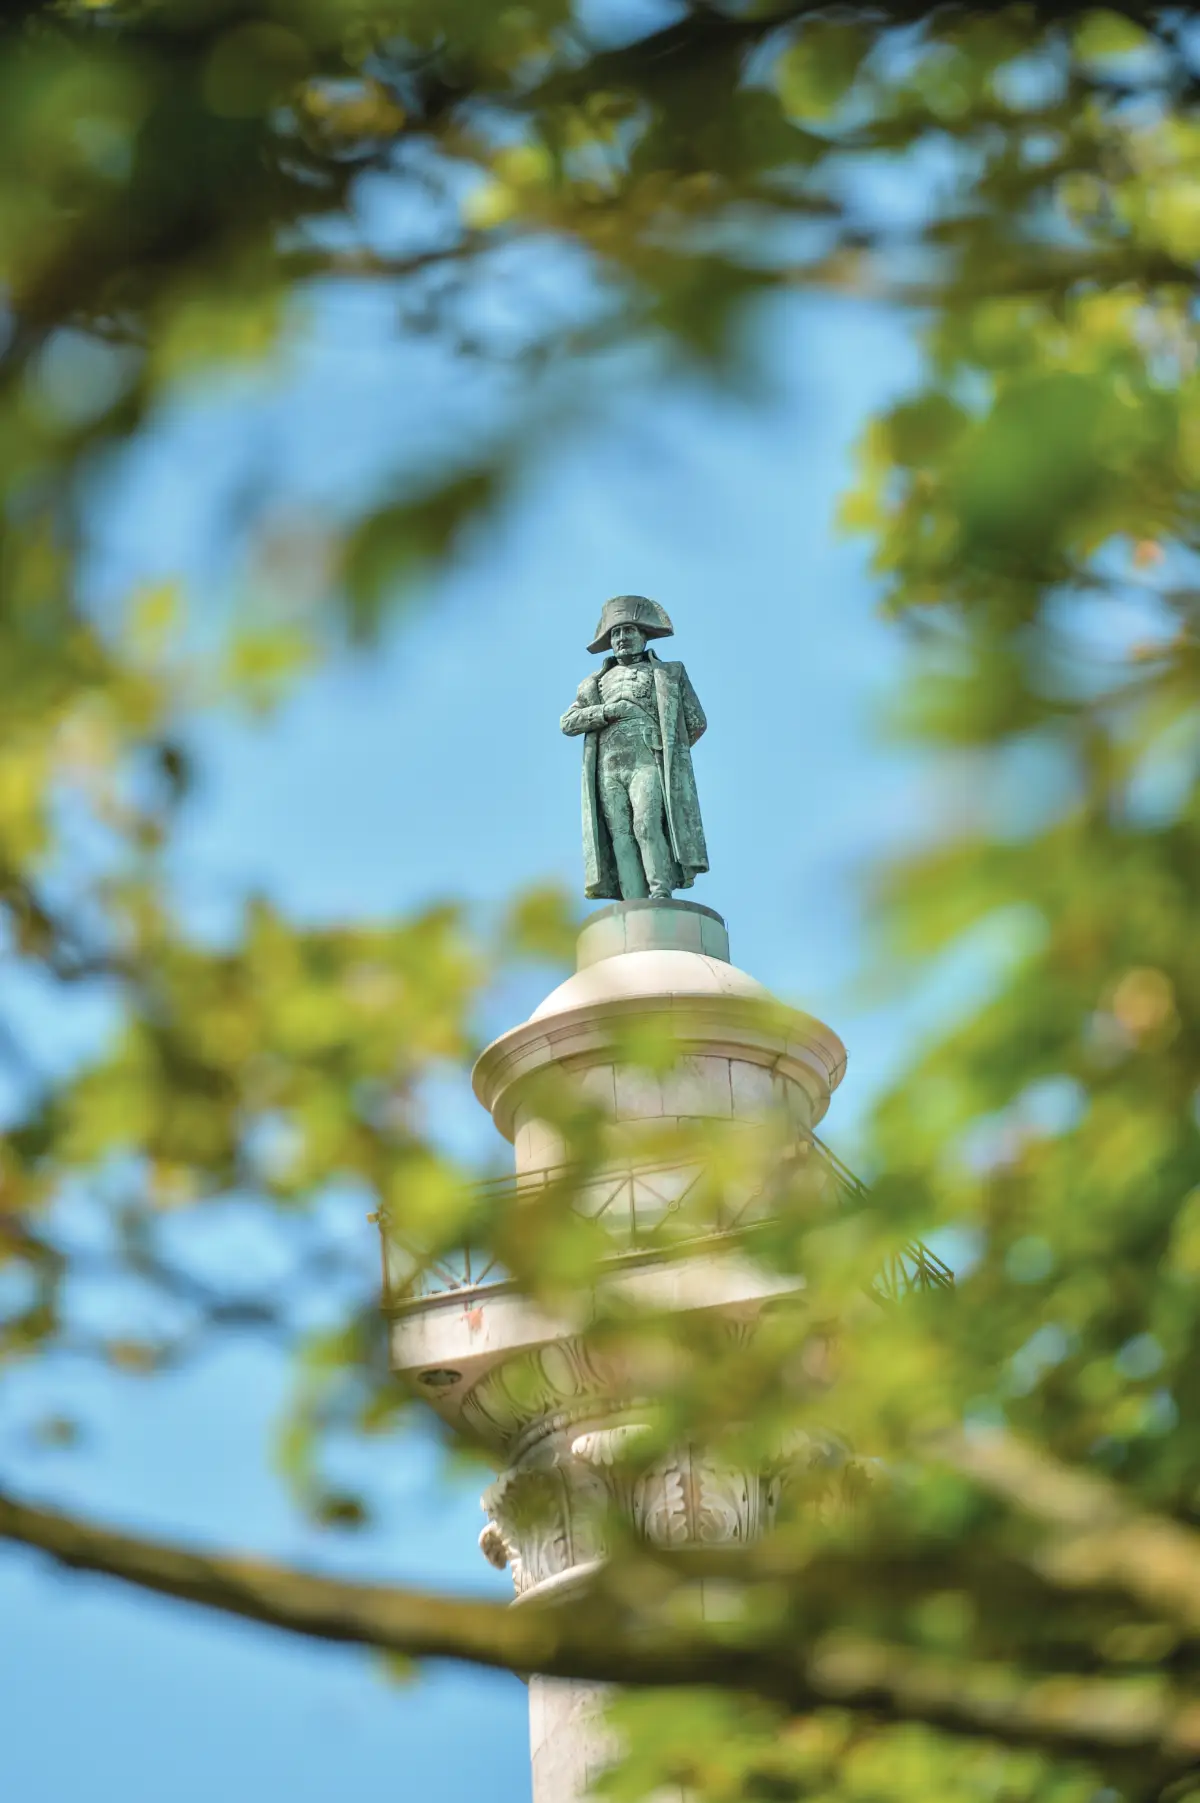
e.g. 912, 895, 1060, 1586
561, 595, 709, 901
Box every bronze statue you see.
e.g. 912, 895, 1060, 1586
561, 595, 708, 900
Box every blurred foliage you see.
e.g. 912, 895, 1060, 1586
2, 3, 1200, 1803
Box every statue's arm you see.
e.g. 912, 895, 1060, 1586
680, 669, 707, 745
561, 681, 608, 736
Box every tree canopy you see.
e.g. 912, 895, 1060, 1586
4, 3, 1200, 1801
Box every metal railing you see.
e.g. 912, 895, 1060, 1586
380, 1136, 953, 1309
871, 1239, 955, 1303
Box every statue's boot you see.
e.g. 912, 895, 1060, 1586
608, 830, 649, 899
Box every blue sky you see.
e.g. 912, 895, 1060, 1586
0, 281, 973, 1803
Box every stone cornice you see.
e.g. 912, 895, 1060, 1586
473, 992, 847, 1141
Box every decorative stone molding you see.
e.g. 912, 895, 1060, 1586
477, 1416, 865, 1597
572, 1430, 770, 1548
569, 1423, 650, 1467
481, 1446, 613, 1595
478, 1519, 513, 1572
460, 1334, 626, 1446
458, 1314, 768, 1451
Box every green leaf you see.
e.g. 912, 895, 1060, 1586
775, 23, 870, 123
340, 470, 500, 637
499, 883, 578, 964
1074, 9, 1157, 62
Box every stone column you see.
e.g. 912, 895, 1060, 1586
385, 900, 847, 1803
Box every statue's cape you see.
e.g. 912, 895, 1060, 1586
577, 653, 709, 900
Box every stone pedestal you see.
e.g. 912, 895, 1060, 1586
385, 900, 847, 1803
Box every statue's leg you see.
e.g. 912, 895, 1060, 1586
599, 765, 649, 899
627, 760, 676, 900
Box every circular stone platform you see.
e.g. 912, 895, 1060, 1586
575, 898, 730, 969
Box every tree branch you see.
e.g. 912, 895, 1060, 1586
942, 1430, 1200, 1639
278, 242, 488, 283
521, 0, 1179, 114
1, 1485, 1199, 1777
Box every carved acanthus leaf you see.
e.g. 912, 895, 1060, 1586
570, 1424, 652, 1467
478, 1520, 512, 1571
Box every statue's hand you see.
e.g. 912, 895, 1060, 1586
604, 697, 638, 721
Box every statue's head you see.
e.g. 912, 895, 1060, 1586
611, 622, 647, 662
587, 594, 674, 656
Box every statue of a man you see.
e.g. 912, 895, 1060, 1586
561, 595, 709, 900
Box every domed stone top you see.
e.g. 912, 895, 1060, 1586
530, 948, 767, 1022
472, 899, 847, 1140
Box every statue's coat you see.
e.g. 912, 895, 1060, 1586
564, 652, 708, 900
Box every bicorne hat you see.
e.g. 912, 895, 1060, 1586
587, 594, 675, 655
